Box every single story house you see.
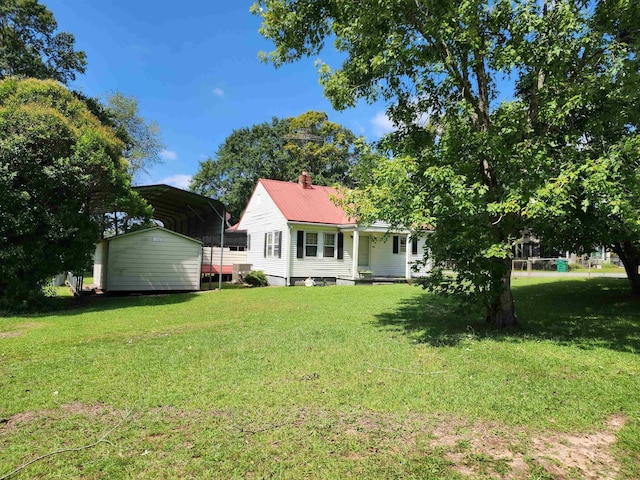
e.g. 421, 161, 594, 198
236, 173, 432, 286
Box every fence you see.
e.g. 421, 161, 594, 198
66, 272, 83, 295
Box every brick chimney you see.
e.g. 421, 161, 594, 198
298, 171, 312, 189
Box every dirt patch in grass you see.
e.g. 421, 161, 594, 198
0, 331, 23, 339
0, 322, 45, 339
530, 415, 625, 480
323, 409, 624, 479
423, 412, 625, 479
2, 402, 125, 430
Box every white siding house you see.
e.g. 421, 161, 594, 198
237, 174, 432, 285
94, 227, 203, 292
239, 181, 290, 285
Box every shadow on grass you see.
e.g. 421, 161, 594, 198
375, 278, 640, 354
2, 290, 200, 318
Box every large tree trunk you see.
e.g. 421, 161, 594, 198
613, 242, 640, 296
486, 260, 517, 328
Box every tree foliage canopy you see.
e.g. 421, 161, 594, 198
190, 110, 363, 221
253, 0, 640, 327
0, 78, 149, 304
0, 0, 87, 84
104, 92, 164, 183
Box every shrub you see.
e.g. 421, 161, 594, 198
245, 270, 269, 287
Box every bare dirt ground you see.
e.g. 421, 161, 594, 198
426, 412, 625, 479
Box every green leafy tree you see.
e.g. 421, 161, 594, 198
100, 92, 165, 236
104, 92, 164, 182
190, 111, 362, 221
284, 110, 361, 186
0, 78, 150, 305
0, 0, 87, 83
523, 1, 640, 295
253, 0, 640, 327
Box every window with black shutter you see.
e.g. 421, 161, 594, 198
275, 231, 282, 258
297, 230, 304, 258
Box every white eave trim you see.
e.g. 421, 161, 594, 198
287, 221, 356, 228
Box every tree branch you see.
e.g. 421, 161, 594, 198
401, 2, 482, 123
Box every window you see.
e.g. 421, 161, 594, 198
274, 231, 282, 258
411, 237, 418, 255
392, 235, 407, 254
229, 246, 246, 252
324, 233, 336, 258
297, 230, 343, 259
264, 231, 282, 258
305, 232, 318, 257
266, 232, 274, 257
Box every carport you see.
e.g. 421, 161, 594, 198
134, 184, 227, 290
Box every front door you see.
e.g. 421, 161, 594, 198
358, 235, 370, 269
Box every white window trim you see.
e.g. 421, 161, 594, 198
266, 231, 274, 257
323, 232, 337, 259
305, 232, 318, 257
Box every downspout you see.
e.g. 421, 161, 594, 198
405, 233, 411, 280
286, 224, 292, 285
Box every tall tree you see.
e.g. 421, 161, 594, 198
104, 92, 164, 183
524, 0, 640, 295
190, 111, 362, 221
68, 91, 164, 237
0, 0, 86, 83
0, 78, 150, 305
253, 0, 640, 327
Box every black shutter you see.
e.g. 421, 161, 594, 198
337, 232, 344, 259
411, 237, 418, 255
393, 235, 399, 254
264, 232, 267, 258
297, 230, 304, 258
276, 231, 282, 258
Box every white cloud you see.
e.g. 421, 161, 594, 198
213, 88, 224, 96
371, 111, 396, 137
159, 149, 178, 161
160, 174, 192, 190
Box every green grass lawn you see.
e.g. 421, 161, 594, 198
1, 278, 639, 479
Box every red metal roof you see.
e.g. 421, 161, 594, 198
259, 178, 355, 225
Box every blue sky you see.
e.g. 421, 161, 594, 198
44, 0, 394, 189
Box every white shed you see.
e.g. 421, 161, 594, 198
94, 226, 203, 292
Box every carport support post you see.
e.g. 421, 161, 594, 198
208, 202, 225, 291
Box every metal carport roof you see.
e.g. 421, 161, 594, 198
134, 184, 226, 243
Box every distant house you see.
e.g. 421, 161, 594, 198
236, 173, 431, 286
